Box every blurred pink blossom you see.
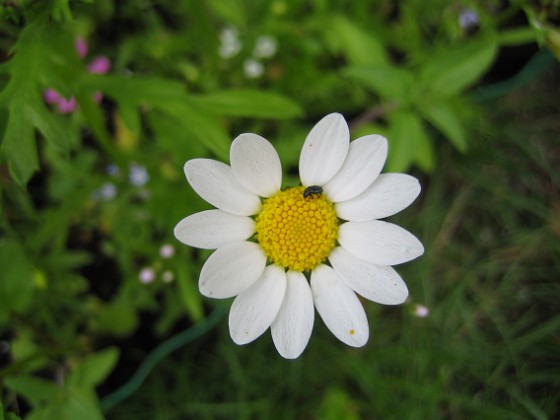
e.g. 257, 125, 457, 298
75, 37, 88, 58
88, 56, 111, 74
45, 37, 110, 113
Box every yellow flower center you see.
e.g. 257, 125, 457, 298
255, 186, 339, 272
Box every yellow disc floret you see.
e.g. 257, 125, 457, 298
255, 186, 339, 272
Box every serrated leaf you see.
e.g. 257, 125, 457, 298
0, 21, 76, 185
68, 347, 120, 388
343, 66, 414, 99
387, 109, 434, 172
420, 102, 467, 152
190, 90, 303, 119
323, 15, 388, 66
418, 36, 498, 97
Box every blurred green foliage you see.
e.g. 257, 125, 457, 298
0, 0, 558, 418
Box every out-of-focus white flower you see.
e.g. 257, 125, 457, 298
219, 27, 242, 59
92, 182, 118, 201
162, 270, 175, 283
100, 182, 118, 200
244, 58, 264, 79
139, 267, 155, 284
414, 304, 430, 318
253, 35, 277, 59
160, 244, 175, 259
129, 164, 149, 187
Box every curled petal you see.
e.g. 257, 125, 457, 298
271, 271, 315, 359
174, 210, 255, 249
199, 242, 266, 298
336, 173, 421, 221
229, 265, 287, 345
230, 133, 282, 197
310, 264, 369, 347
185, 159, 261, 216
329, 247, 409, 305
299, 113, 349, 186
324, 135, 387, 202
339, 221, 424, 266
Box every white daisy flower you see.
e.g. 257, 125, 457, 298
174, 113, 424, 359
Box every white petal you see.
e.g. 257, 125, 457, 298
338, 221, 424, 266
299, 113, 350, 186
185, 159, 261, 216
229, 265, 287, 345
329, 247, 409, 305
310, 264, 369, 347
336, 174, 421, 221
174, 210, 255, 249
324, 135, 387, 202
199, 242, 266, 298
230, 133, 282, 197
271, 271, 315, 359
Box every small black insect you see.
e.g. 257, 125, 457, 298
303, 185, 323, 198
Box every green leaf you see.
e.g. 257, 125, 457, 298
322, 15, 388, 66
387, 109, 434, 172
82, 75, 231, 160
343, 65, 414, 99
177, 263, 204, 322
206, 0, 247, 28
0, 21, 75, 185
418, 36, 498, 97
0, 107, 38, 184
0, 240, 35, 320
96, 299, 138, 337
26, 388, 103, 420
419, 102, 467, 152
189, 90, 303, 119
4, 376, 59, 407
68, 347, 120, 388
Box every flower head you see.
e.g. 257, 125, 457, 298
243, 58, 265, 79
413, 303, 430, 318
139, 267, 155, 284
174, 113, 424, 358
253, 35, 277, 59
459, 9, 479, 29
219, 27, 242, 59
129, 163, 149, 187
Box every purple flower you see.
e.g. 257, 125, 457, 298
57, 97, 77, 114
88, 56, 111, 74
75, 37, 88, 58
44, 89, 62, 105
459, 9, 479, 29
44, 37, 111, 113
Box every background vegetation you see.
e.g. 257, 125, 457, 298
0, 0, 559, 418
